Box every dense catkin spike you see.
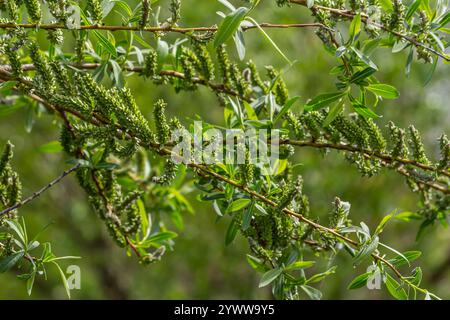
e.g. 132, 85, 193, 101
153, 99, 171, 145
0, 141, 13, 176
142, 49, 158, 78
408, 125, 430, 164
286, 111, 305, 140
139, 0, 151, 29
217, 45, 232, 87
241, 150, 254, 186
181, 47, 202, 74
169, 0, 181, 24
266, 66, 289, 106
192, 41, 215, 81
301, 112, 323, 141
24, 0, 42, 23
5, 44, 23, 78
153, 159, 178, 185
329, 197, 350, 229
50, 62, 75, 95
332, 114, 369, 148
229, 63, 250, 97
88, 0, 103, 24
7, 0, 19, 22
357, 117, 387, 151
28, 43, 55, 92
118, 88, 153, 142
438, 134, 450, 170
388, 122, 409, 159
180, 56, 196, 90
46, 28, 64, 45
277, 176, 303, 210
247, 60, 268, 94
389, 0, 406, 32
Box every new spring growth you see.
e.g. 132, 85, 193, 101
139, 0, 151, 29
88, 0, 103, 25
0, 141, 22, 217
169, 0, 181, 25
24, 0, 42, 23
153, 99, 171, 145
143, 49, 158, 78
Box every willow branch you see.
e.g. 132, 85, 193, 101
289, 0, 450, 62
0, 22, 324, 34
0, 164, 81, 217
0, 63, 249, 102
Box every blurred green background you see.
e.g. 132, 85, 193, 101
0, 0, 449, 299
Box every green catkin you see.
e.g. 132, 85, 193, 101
408, 125, 430, 164
329, 197, 350, 229
24, 0, 42, 23
332, 114, 369, 148
230, 63, 250, 97
28, 43, 56, 92
286, 111, 305, 140
46, 28, 64, 45
241, 150, 254, 186
192, 41, 215, 81
301, 112, 323, 141
88, 0, 103, 24
181, 47, 202, 74
7, 0, 19, 22
266, 66, 289, 106
50, 61, 75, 95
389, 0, 406, 32
217, 45, 232, 87
169, 0, 181, 24
357, 117, 387, 152
139, 0, 151, 29
417, 11, 433, 63
153, 99, 171, 145
143, 49, 158, 78
47, 0, 70, 23
0, 141, 13, 176
438, 134, 450, 170
247, 60, 268, 94
180, 56, 196, 90
388, 121, 409, 159
153, 159, 178, 185
5, 44, 23, 78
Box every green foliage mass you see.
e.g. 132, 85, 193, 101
0, 0, 449, 300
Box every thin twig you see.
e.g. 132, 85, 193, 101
0, 22, 324, 34
289, 0, 450, 62
0, 164, 81, 217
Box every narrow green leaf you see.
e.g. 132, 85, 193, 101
366, 84, 400, 99
259, 268, 283, 287
406, 0, 422, 21
385, 273, 408, 300
225, 219, 238, 246
285, 260, 316, 271
274, 96, 300, 123
352, 47, 378, 70
0, 252, 24, 273
214, 7, 249, 48
348, 272, 371, 290
227, 198, 251, 213
52, 262, 71, 299
354, 236, 379, 265
305, 92, 346, 111
92, 30, 117, 57
38, 141, 63, 153
388, 251, 422, 267
323, 99, 344, 127
349, 14, 361, 43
